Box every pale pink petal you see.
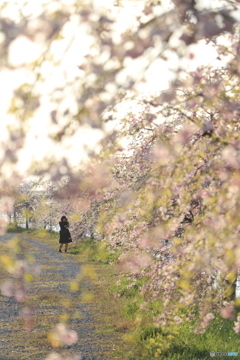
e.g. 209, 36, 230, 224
1, 281, 14, 297
0, 197, 14, 214
45, 353, 62, 360
61, 330, 78, 346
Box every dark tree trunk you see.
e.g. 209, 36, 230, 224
14, 208, 17, 226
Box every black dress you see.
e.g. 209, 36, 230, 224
59, 221, 72, 244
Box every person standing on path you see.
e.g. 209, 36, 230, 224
59, 216, 72, 253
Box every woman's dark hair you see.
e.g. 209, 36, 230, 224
61, 216, 67, 222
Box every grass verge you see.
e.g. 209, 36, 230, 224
70, 239, 240, 360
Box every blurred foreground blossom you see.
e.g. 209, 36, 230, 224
0, 218, 9, 235
20, 306, 36, 320
220, 301, 235, 320
15, 288, 27, 302
200, 313, 215, 328
49, 323, 78, 347
8, 259, 29, 276
32, 264, 42, 276
172, 124, 199, 147
0, 196, 14, 214
1, 279, 28, 302
150, 143, 174, 166
117, 252, 152, 273
1, 279, 28, 301
1, 280, 14, 297
45, 353, 62, 360
222, 146, 240, 168
20, 306, 36, 332
204, 313, 215, 322
45, 353, 82, 360
0, 256, 40, 304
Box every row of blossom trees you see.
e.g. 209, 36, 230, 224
55, 58, 240, 331
0, 178, 55, 231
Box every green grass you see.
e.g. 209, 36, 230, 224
110, 283, 240, 360
129, 314, 240, 360
7, 224, 58, 239
28, 228, 58, 239
7, 224, 27, 233
70, 238, 121, 264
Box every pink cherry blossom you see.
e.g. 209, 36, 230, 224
1, 281, 14, 297
204, 313, 215, 322
9, 260, 29, 277
0, 218, 9, 235
61, 330, 78, 346
15, 290, 27, 302
45, 353, 63, 360
220, 303, 235, 320
0, 196, 14, 214
53, 323, 78, 346
118, 253, 152, 273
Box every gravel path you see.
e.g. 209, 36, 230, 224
0, 234, 112, 360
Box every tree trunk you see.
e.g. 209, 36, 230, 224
26, 217, 29, 230
14, 208, 17, 226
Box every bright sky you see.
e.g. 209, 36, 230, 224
0, 0, 238, 179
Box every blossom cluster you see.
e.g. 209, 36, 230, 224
48, 323, 78, 347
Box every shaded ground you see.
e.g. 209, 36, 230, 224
0, 234, 116, 360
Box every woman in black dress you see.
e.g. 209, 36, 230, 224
59, 216, 72, 253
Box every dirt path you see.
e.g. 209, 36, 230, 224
0, 234, 112, 360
